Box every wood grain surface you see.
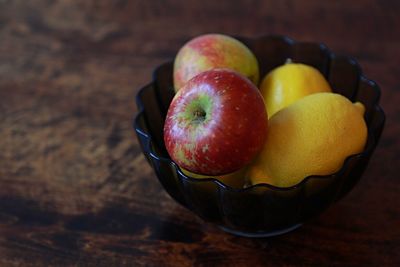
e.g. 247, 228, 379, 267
0, 0, 399, 266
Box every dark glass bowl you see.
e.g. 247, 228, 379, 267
133, 35, 385, 237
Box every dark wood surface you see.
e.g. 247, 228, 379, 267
1, 1, 399, 266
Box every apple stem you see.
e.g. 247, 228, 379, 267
193, 109, 206, 122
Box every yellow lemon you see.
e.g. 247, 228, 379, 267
247, 92, 368, 187
260, 61, 332, 118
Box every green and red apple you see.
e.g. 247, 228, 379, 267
173, 33, 259, 92
164, 69, 268, 176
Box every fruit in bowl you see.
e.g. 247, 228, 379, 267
247, 92, 368, 187
259, 60, 332, 118
164, 69, 268, 176
134, 35, 385, 237
173, 33, 259, 91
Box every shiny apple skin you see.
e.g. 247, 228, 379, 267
164, 69, 268, 176
173, 33, 259, 92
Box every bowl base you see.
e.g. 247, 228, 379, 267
219, 223, 302, 238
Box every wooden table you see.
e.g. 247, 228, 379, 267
1, 1, 399, 266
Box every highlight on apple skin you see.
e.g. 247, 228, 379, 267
173, 33, 259, 92
164, 69, 268, 176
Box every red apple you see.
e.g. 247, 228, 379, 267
164, 69, 268, 176
173, 33, 259, 92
